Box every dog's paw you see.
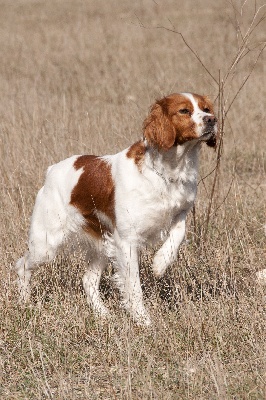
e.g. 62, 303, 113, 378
16, 278, 31, 304
132, 307, 152, 327
18, 289, 31, 305
123, 300, 152, 327
152, 251, 168, 277
256, 269, 266, 285
87, 297, 110, 320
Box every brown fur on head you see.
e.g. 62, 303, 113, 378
143, 93, 217, 151
142, 99, 176, 151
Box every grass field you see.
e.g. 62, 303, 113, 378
0, 0, 265, 398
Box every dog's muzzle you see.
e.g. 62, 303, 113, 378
202, 115, 218, 137
200, 115, 218, 147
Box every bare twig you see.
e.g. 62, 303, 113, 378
225, 43, 266, 117
134, 15, 219, 85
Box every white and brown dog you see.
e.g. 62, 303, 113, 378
15, 93, 217, 325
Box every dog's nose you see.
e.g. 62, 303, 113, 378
203, 115, 217, 126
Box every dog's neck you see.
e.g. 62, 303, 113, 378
144, 140, 200, 184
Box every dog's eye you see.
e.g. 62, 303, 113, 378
179, 109, 190, 115
203, 108, 210, 113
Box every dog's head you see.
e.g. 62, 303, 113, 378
143, 93, 218, 151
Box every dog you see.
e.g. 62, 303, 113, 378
15, 92, 217, 326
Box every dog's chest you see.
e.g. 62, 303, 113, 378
125, 175, 197, 241
147, 178, 195, 223
114, 146, 199, 241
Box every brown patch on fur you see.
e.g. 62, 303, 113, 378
70, 156, 115, 238
143, 101, 176, 151
126, 140, 146, 170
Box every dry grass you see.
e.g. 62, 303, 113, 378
0, 0, 265, 398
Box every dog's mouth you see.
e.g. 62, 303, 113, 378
198, 123, 218, 148
201, 126, 217, 148
200, 126, 217, 141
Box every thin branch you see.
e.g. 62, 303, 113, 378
198, 176, 235, 231
225, 43, 266, 117
156, 25, 219, 85
223, 7, 266, 85
134, 16, 219, 85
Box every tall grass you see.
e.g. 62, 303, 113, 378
0, 0, 265, 399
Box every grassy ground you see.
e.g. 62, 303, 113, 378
0, 0, 265, 398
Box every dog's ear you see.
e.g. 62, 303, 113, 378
143, 101, 176, 151
206, 134, 217, 148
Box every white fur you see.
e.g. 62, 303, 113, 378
15, 94, 217, 326
182, 92, 217, 137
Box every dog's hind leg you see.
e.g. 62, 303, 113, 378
15, 186, 70, 303
15, 243, 60, 304
15, 251, 36, 303
83, 248, 109, 318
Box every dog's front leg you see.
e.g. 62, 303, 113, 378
113, 231, 151, 326
153, 211, 187, 277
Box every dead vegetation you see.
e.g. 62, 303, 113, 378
0, 0, 265, 398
